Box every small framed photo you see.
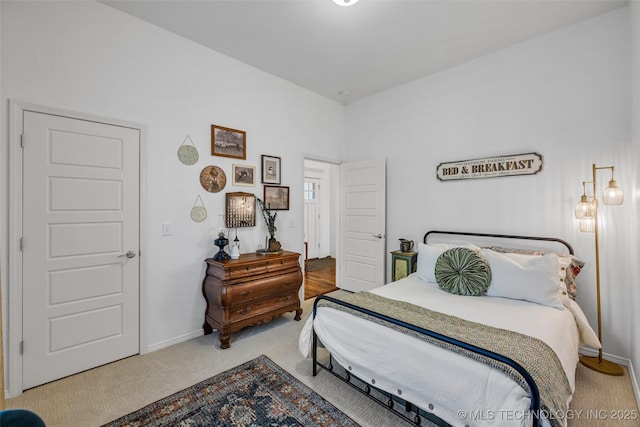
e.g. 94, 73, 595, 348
211, 125, 246, 159
263, 185, 289, 210
261, 155, 281, 184
232, 164, 256, 186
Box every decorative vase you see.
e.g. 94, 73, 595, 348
268, 237, 281, 252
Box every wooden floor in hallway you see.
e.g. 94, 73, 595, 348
304, 257, 338, 300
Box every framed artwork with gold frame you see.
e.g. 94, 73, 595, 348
211, 124, 246, 159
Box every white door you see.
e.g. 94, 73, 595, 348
21, 111, 140, 389
304, 179, 320, 260
339, 159, 386, 292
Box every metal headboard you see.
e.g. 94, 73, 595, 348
424, 230, 574, 255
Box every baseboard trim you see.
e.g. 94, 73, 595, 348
628, 360, 640, 412
144, 329, 204, 354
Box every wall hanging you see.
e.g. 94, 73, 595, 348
436, 152, 543, 181
200, 165, 227, 193
261, 155, 281, 184
211, 124, 246, 160
232, 164, 256, 186
190, 194, 207, 222
225, 192, 256, 228
263, 185, 290, 210
177, 135, 199, 165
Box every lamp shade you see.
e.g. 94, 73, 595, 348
578, 218, 595, 233
332, 0, 359, 5
574, 195, 595, 219
602, 179, 623, 205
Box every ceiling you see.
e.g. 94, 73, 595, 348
102, 0, 627, 104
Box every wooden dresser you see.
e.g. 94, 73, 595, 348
202, 251, 303, 349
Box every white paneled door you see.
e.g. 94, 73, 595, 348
339, 159, 386, 292
21, 111, 140, 389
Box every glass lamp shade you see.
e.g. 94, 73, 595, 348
578, 218, 595, 233
602, 180, 624, 205
574, 195, 595, 219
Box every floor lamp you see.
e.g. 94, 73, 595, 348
0, 270, 5, 409
574, 164, 624, 376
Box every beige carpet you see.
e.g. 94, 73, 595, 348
7, 296, 639, 427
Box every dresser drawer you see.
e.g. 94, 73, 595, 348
229, 291, 299, 323
227, 270, 301, 305
225, 262, 268, 280
266, 256, 300, 273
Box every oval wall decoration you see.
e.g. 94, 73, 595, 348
200, 165, 227, 193
178, 135, 199, 165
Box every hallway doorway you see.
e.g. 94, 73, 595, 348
303, 159, 338, 299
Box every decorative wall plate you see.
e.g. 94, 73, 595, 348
190, 194, 207, 222
200, 165, 227, 193
178, 135, 199, 165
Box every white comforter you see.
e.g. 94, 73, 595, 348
299, 274, 599, 427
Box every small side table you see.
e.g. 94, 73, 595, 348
391, 251, 418, 281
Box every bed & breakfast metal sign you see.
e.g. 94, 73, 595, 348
436, 152, 543, 181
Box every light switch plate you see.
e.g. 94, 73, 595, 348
162, 223, 172, 236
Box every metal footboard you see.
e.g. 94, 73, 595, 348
312, 294, 541, 427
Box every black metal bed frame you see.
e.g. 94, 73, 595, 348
311, 230, 575, 427
424, 230, 574, 255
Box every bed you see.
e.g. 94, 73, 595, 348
298, 231, 600, 427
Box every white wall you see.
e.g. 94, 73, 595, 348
345, 8, 634, 362
630, 0, 640, 394
0, 0, 344, 368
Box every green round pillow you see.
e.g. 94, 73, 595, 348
435, 247, 491, 296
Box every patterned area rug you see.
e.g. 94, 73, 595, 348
102, 355, 359, 427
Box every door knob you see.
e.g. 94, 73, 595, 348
372, 234, 384, 239
119, 250, 136, 259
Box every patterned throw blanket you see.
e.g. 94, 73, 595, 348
317, 292, 572, 427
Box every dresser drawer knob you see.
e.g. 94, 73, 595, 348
236, 307, 252, 314
280, 295, 291, 301
239, 290, 254, 296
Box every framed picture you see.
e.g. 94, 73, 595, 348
263, 185, 289, 210
261, 155, 281, 184
211, 125, 246, 159
232, 164, 256, 186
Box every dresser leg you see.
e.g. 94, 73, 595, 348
294, 308, 303, 321
219, 334, 231, 349
203, 321, 213, 335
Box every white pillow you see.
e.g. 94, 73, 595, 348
416, 242, 480, 283
499, 251, 572, 299
480, 249, 570, 310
